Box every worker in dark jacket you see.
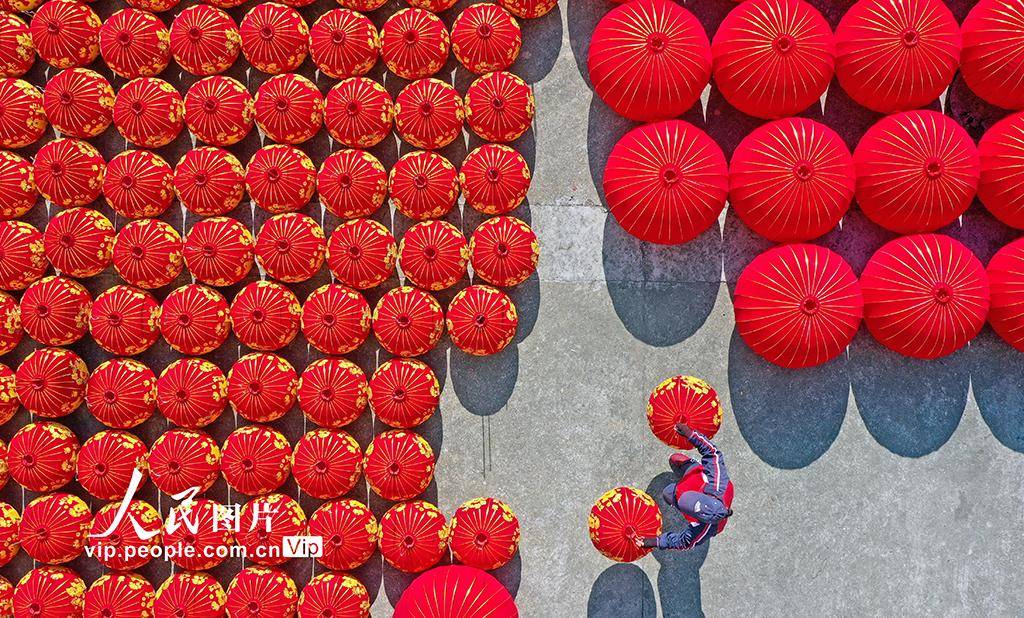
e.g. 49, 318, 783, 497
635, 423, 732, 551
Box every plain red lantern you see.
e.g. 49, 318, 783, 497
961, 0, 1024, 111
978, 111, 1024, 229
986, 238, 1024, 351
394, 566, 518, 618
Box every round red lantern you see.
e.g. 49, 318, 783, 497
20, 275, 90, 346
589, 486, 662, 562
148, 428, 221, 495
43, 207, 113, 279
99, 8, 170, 79
154, 572, 227, 616
381, 9, 449, 80
161, 499, 233, 570
604, 120, 728, 245
309, 9, 379, 79
464, 71, 534, 142
297, 357, 368, 427
292, 429, 363, 498
326, 218, 397, 289
19, 492, 90, 564
369, 357, 439, 428
127, 0, 180, 12
254, 213, 325, 282
588, 0, 710, 122
85, 573, 154, 618
364, 429, 435, 501
861, 234, 989, 359
324, 77, 394, 148
373, 286, 445, 356
236, 495, 306, 566
447, 285, 518, 356
239, 2, 309, 74
182, 216, 256, 287
16, 348, 87, 418
226, 567, 297, 616
34, 139, 105, 208
449, 497, 520, 570
159, 283, 231, 355
451, 3, 521, 74
0, 14, 34, 78
301, 284, 370, 354
0, 293, 20, 354
979, 112, 1024, 229
0, 365, 15, 425
399, 220, 469, 290
298, 573, 370, 618
389, 150, 460, 221
8, 420, 79, 491
318, 149, 388, 219
173, 146, 245, 216
0, 78, 45, 148
0, 576, 9, 616
0, 221, 45, 290
169, 4, 240, 76
646, 375, 723, 449
394, 566, 518, 618
14, 567, 85, 617
103, 150, 175, 219
89, 285, 161, 355
221, 424, 291, 495
112, 219, 183, 289
460, 143, 530, 215
42, 68, 113, 138
470, 215, 539, 287
987, 238, 1024, 351
227, 352, 298, 423
157, 357, 227, 428
183, 75, 254, 147
112, 77, 184, 148
379, 500, 449, 573
308, 499, 378, 571
230, 281, 302, 351
86, 358, 157, 428
498, 0, 555, 19
30, 0, 101, 69
0, 151, 36, 219
76, 430, 147, 500
87, 500, 160, 570
960, 0, 1024, 110
245, 144, 317, 215
254, 73, 323, 144
395, 78, 464, 150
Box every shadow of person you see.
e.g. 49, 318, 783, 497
728, 329, 848, 469
450, 344, 520, 416
849, 329, 969, 458
646, 472, 707, 618
566, 0, 617, 87
490, 552, 523, 598
967, 327, 1024, 452
586, 563, 658, 618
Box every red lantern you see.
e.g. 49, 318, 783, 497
464, 71, 534, 143
854, 110, 979, 234
588, 0, 710, 122
451, 3, 521, 74
373, 286, 445, 356
103, 150, 174, 219
297, 357, 368, 427
149, 428, 221, 495
112, 77, 184, 148
30, 0, 101, 69
227, 352, 298, 423
16, 348, 87, 418
0, 151, 36, 219
324, 77, 394, 148
254, 73, 323, 144
89, 285, 161, 355
182, 216, 255, 287
0, 78, 45, 148
309, 9, 379, 79
0, 366, 13, 425
589, 486, 662, 562
127, 0, 180, 12
85, 573, 154, 618
395, 78, 464, 150
0, 14, 34, 78
369, 357, 439, 428
381, 9, 449, 80
43, 207, 113, 279
318, 149, 388, 219
33, 139, 106, 208
245, 145, 316, 215
470, 215, 538, 287
389, 150, 460, 221
173, 146, 245, 216
76, 430, 147, 500
0, 576, 9, 616
169, 4, 240, 76
8, 421, 79, 491
308, 499, 378, 571
646, 375, 723, 448
99, 8, 170, 79
154, 572, 227, 616
226, 567, 297, 616
449, 498, 520, 570
87, 500, 161, 570
230, 281, 302, 351
835, 0, 960, 113
301, 284, 371, 354
960, 0, 1024, 110
364, 429, 435, 501
460, 143, 530, 215
604, 120, 728, 245
446, 285, 518, 355
20, 275, 90, 346
861, 234, 989, 359
498, 0, 555, 19
161, 499, 233, 570
379, 500, 448, 573
399, 220, 468, 290
236, 494, 306, 566
221, 424, 291, 495
729, 117, 853, 242
979, 112, 1024, 229
42, 68, 113, 138
712, 0, 833, 119
112, 219, 184, 289
159, 284, 231, 355
292, 429, 363, 498
183, 75, 254, 147
239, 2, 309, 74
987, 238, 1024, 351
19, 492, 90, 564
86, 358, 156, 428
326, 218, 397, 289
0, 293, 20, 354
298, 573, 370, 618
254, 213, 325, 282
14, 567, 85, 617
157, 357, 227, 428
394, 565, 518, 618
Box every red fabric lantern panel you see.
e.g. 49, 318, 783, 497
298, 573, 370, 618
292, 429, 363, 499
369, 357, 439, 428
301, 284, 371, 355
14, 567, 85, 617
711, 0, 833, 119
86, 358, 157, 429
734, 244, 863, 368
309, 9, 379, 79
0, 577, 9, 617
19, 492, 90, 564
85, 573, 154, 618
395, 78, 464, 150
389, 150, 460, 221
227, 352, 298, 423
298, 357, 368, 427
103, 150, 175, 219
226, 567, 298, 616
460, 143, 531, 215
184, 76, 254, 147
854, 110, 979, 234
157, 357, 227, 428
324, 77, 394, 149
373, 286, 445, 356
646, 375, 723, 449
76, 429, 147, 500
588, 0, 710, 122
470, 215, 538, 287
979, 112, 1024, 229
399, 220, 469, 290
364, 429, 435, 501
447, 285, 518, 356
308, 499, 379, 571
16, 348, 87, 418
8, 420, 79, 492
170, 4, 241, 76
0, 151, 37, 219
112, 219, 183, 289
42, 68, 113, 138
253, 73, 323, 144
239, 2, 309, 74
255, 213, 325, 282
182, 216, 256, 287
729, 117, 853, 242
149, 428, 221, 495
112, 77, 184, 149
236, 496, 306, 566
98, 8, 170, 79
43, 207, 113, 278
861, 234, 989, 359
174, 146, 245, 216
154, 572, 227, 616
161, 499, 233, 570
221, 425, 291, 496
87, 500, 161, 570
835, 0, 960, 113
160, 283, 230, 355
464, 71, 534, 143
588, 486, 662, 562
394, 565, 518, 618
20, 275, 91, 346
0, 293, 21, 354
0, 14, 34, 78
498, 0, 556, 19
381, 9, 449, 80
379, 500, 449, 573
0, 78, 46, 148
30, 0, 101, 69
604, 120, 728, 245
317, 149, 388, 219
449, 498, 520, 571
34, 139, 106, 208
327, 217, 397, 289
451, 3, 521, 74
230, 281, 302, 351
89, 285, 161, 355
0, 503, 19, 567
960, 0, 1024, 111
128, 0, 180, 12
246, 145, 316, 215
987, 238, 1024, 351
0, 221, 46, 291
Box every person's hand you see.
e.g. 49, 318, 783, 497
629, 533, 645, 549
674, 422, 692, 437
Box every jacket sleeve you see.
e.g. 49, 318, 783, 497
686, 429, 729, 500
655, 523, 714, 551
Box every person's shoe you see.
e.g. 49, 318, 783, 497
669, 453, 696, 476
